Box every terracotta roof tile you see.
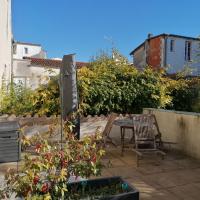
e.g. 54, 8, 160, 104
23, 57, 88, 69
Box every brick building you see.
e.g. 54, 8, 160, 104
130, 34, 200, 75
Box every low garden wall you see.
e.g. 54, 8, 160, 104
2, 110, 200, 159
143, 108, 200, 159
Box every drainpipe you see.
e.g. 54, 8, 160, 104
10, 0, 14, 85
164, 35, 168, 69
144, 39, 148, 67
145, 33, 153, 67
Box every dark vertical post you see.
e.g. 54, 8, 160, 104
60, 54, 80, 139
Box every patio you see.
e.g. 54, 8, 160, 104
99, 146, 200, 200
1, 113, 200, 199
1, 146, 200, 199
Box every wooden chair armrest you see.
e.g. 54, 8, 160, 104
156, 150, 166, 156
132, 149, 143, 157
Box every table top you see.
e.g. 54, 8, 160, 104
113, 118, 149, 128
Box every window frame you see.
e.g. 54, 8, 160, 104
24, 47, 28, 54
170, 39, 175, 52
185, 41, 192, 61
13, 76, 28, 88
13, 45, 17, 54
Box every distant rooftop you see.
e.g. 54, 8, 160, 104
14, 41, 41, 47
23, 57, 88, 69
130, 33, 200, 55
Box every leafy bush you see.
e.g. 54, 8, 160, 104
0, 77, 60, 116
0, 122, 105, 199
31, 77, 60, 116
0, 81, 34, 115
1, 51, 200, 116
78, 56, 171, 115
166, 77, 200, 112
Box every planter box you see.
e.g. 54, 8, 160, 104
67, 176, 139, 200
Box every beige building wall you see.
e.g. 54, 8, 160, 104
13, 59, 59, 89
0, 0, 12, 86
143, 108, 200, 159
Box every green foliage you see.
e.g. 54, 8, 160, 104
0, 77, 60, 116
166, 77, 200, 112
31, 77, 60, 116
1, 51, 200, 116
78, 55, 171, 115
0, 81, 33, 115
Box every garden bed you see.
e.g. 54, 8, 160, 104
66, 176, 139, 200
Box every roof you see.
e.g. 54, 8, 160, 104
130, 33, 200, 55
14, 41, 41, 47
23, 57, 88, 69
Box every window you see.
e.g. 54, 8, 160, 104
13, 45, 17, 54
185, 41, 191, 61
170, 40, 175, 52
24, 47, 28, 54
13, 77, 26, 87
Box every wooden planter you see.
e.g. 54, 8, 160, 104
67, 176, 139, 200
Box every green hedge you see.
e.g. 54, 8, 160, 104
0, 55, 200, 116
78, 57, 171, 115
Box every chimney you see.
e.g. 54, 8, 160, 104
148, 33, 153, 39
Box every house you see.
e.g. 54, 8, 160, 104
13, 41, 47, 59
130, 33, 200, 75
1, 0, 87, 90
13, 50, 88, 89
0, 0, 12, 87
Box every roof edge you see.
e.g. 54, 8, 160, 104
130, 33, 200, 55
14, 41, 42, 47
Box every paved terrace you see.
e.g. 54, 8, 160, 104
1, 116, 200, 199
99, 146, 200, 200
1, 147, 200, 199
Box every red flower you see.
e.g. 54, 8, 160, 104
91, 155, 97, 163
23, 186, 32, 196
44, 152, 52, 161
35, 143, 42, 153
76, 155, 81, 161
59, 150, 64, 158
61, 159, 68, 168
41, 182, 49, 193
33, 175, 39, 185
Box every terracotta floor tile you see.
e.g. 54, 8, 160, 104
174, 159, 200, 170
137, 164, 164, 175
107, 166, 141, 179
167, 184, 200, 200
140, 189, 181, 200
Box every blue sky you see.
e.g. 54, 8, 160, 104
13, 0, 200, 62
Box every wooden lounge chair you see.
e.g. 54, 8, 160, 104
102, 112, 118, 147
132, 114, 166, 167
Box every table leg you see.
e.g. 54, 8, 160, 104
130, 128, 135, 144
120, 127, 123, 145
121, 127, 125, 156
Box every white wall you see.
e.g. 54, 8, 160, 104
13, 59, 59, 89
0, 0, 12, 86
13, 43, 46, 59
143, 108, 200, 159
166, 37, 200, 75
